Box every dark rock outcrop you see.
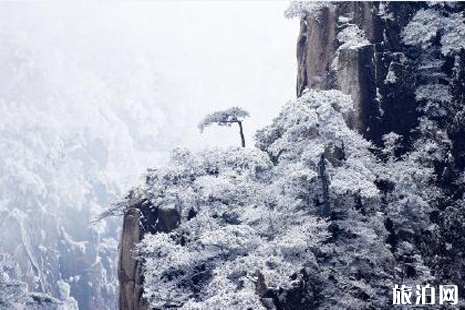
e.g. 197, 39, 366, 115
118, 208, 145, 310
118, 198, 181, 310
296, 2, 419, 145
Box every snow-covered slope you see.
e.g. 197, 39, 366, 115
0, 28, 168, 310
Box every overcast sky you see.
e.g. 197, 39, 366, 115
0, 1, 298, 163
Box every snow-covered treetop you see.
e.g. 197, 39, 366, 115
441, 12, 465, 56
284, 1, 333, 19
402, 9, 443, 49
337, 24, 370, 50
198, 107, 249, 132
258, 90, 356, 158
402, 8, 465, 56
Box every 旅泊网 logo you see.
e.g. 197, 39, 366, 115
393, 284, 458, 305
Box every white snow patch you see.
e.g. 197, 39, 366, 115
284, 1, 333, 19
385, 66, 397, 84
415, 84, 452, 103
337, 24, 370, 50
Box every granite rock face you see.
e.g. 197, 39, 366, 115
118, 208, 144, 310
0, 205, 119, 310
118, 198, 180, 310
296, 2, 419, 145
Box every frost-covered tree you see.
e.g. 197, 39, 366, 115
402, 7, 465, 56
114, 80, 465, 308
122, 90, 407, 309
198, 107, 249, 147
374, 130, 441, 287
372, 1, 465, 294
401, 4, 465, 123
256, 90, 394, 309
135, 146, 330, 309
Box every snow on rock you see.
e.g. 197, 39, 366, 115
337, 24, 370, 50
284, 1, 333, 19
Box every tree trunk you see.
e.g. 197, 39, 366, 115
238, 121, 245, 148
318, 154, 330, 217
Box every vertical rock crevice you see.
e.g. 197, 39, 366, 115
296, 2, 419, 145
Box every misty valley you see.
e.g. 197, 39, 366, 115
1, 1, 465, 310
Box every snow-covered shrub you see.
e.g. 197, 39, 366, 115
402, 9, 444, 49
330, 23, 371, 71
377, 2, 394, 21
284, 1, 333, 19
415, 84, 452, 116
257, 90, 378, 200
385, 66, 397, 84
0, 270, 31, 309
441, 13, 465, 56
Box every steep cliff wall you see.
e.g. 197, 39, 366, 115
118, 208, 145, 310
290, 1, 465, 304
296, 2, 419, 145
118, 196, 181, 310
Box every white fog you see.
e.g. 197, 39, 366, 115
0, 2, 297, 309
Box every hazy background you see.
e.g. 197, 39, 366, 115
0, 2, 298, 308
0, 1, 297, 160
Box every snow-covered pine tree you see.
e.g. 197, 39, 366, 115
123, 90, 399, 309
199, 107, 250, 147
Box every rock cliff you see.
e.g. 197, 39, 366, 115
118, 2, 465, 309
118, 196, 181, 310
118, 208, 145, 310
296, 2, 420, 145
